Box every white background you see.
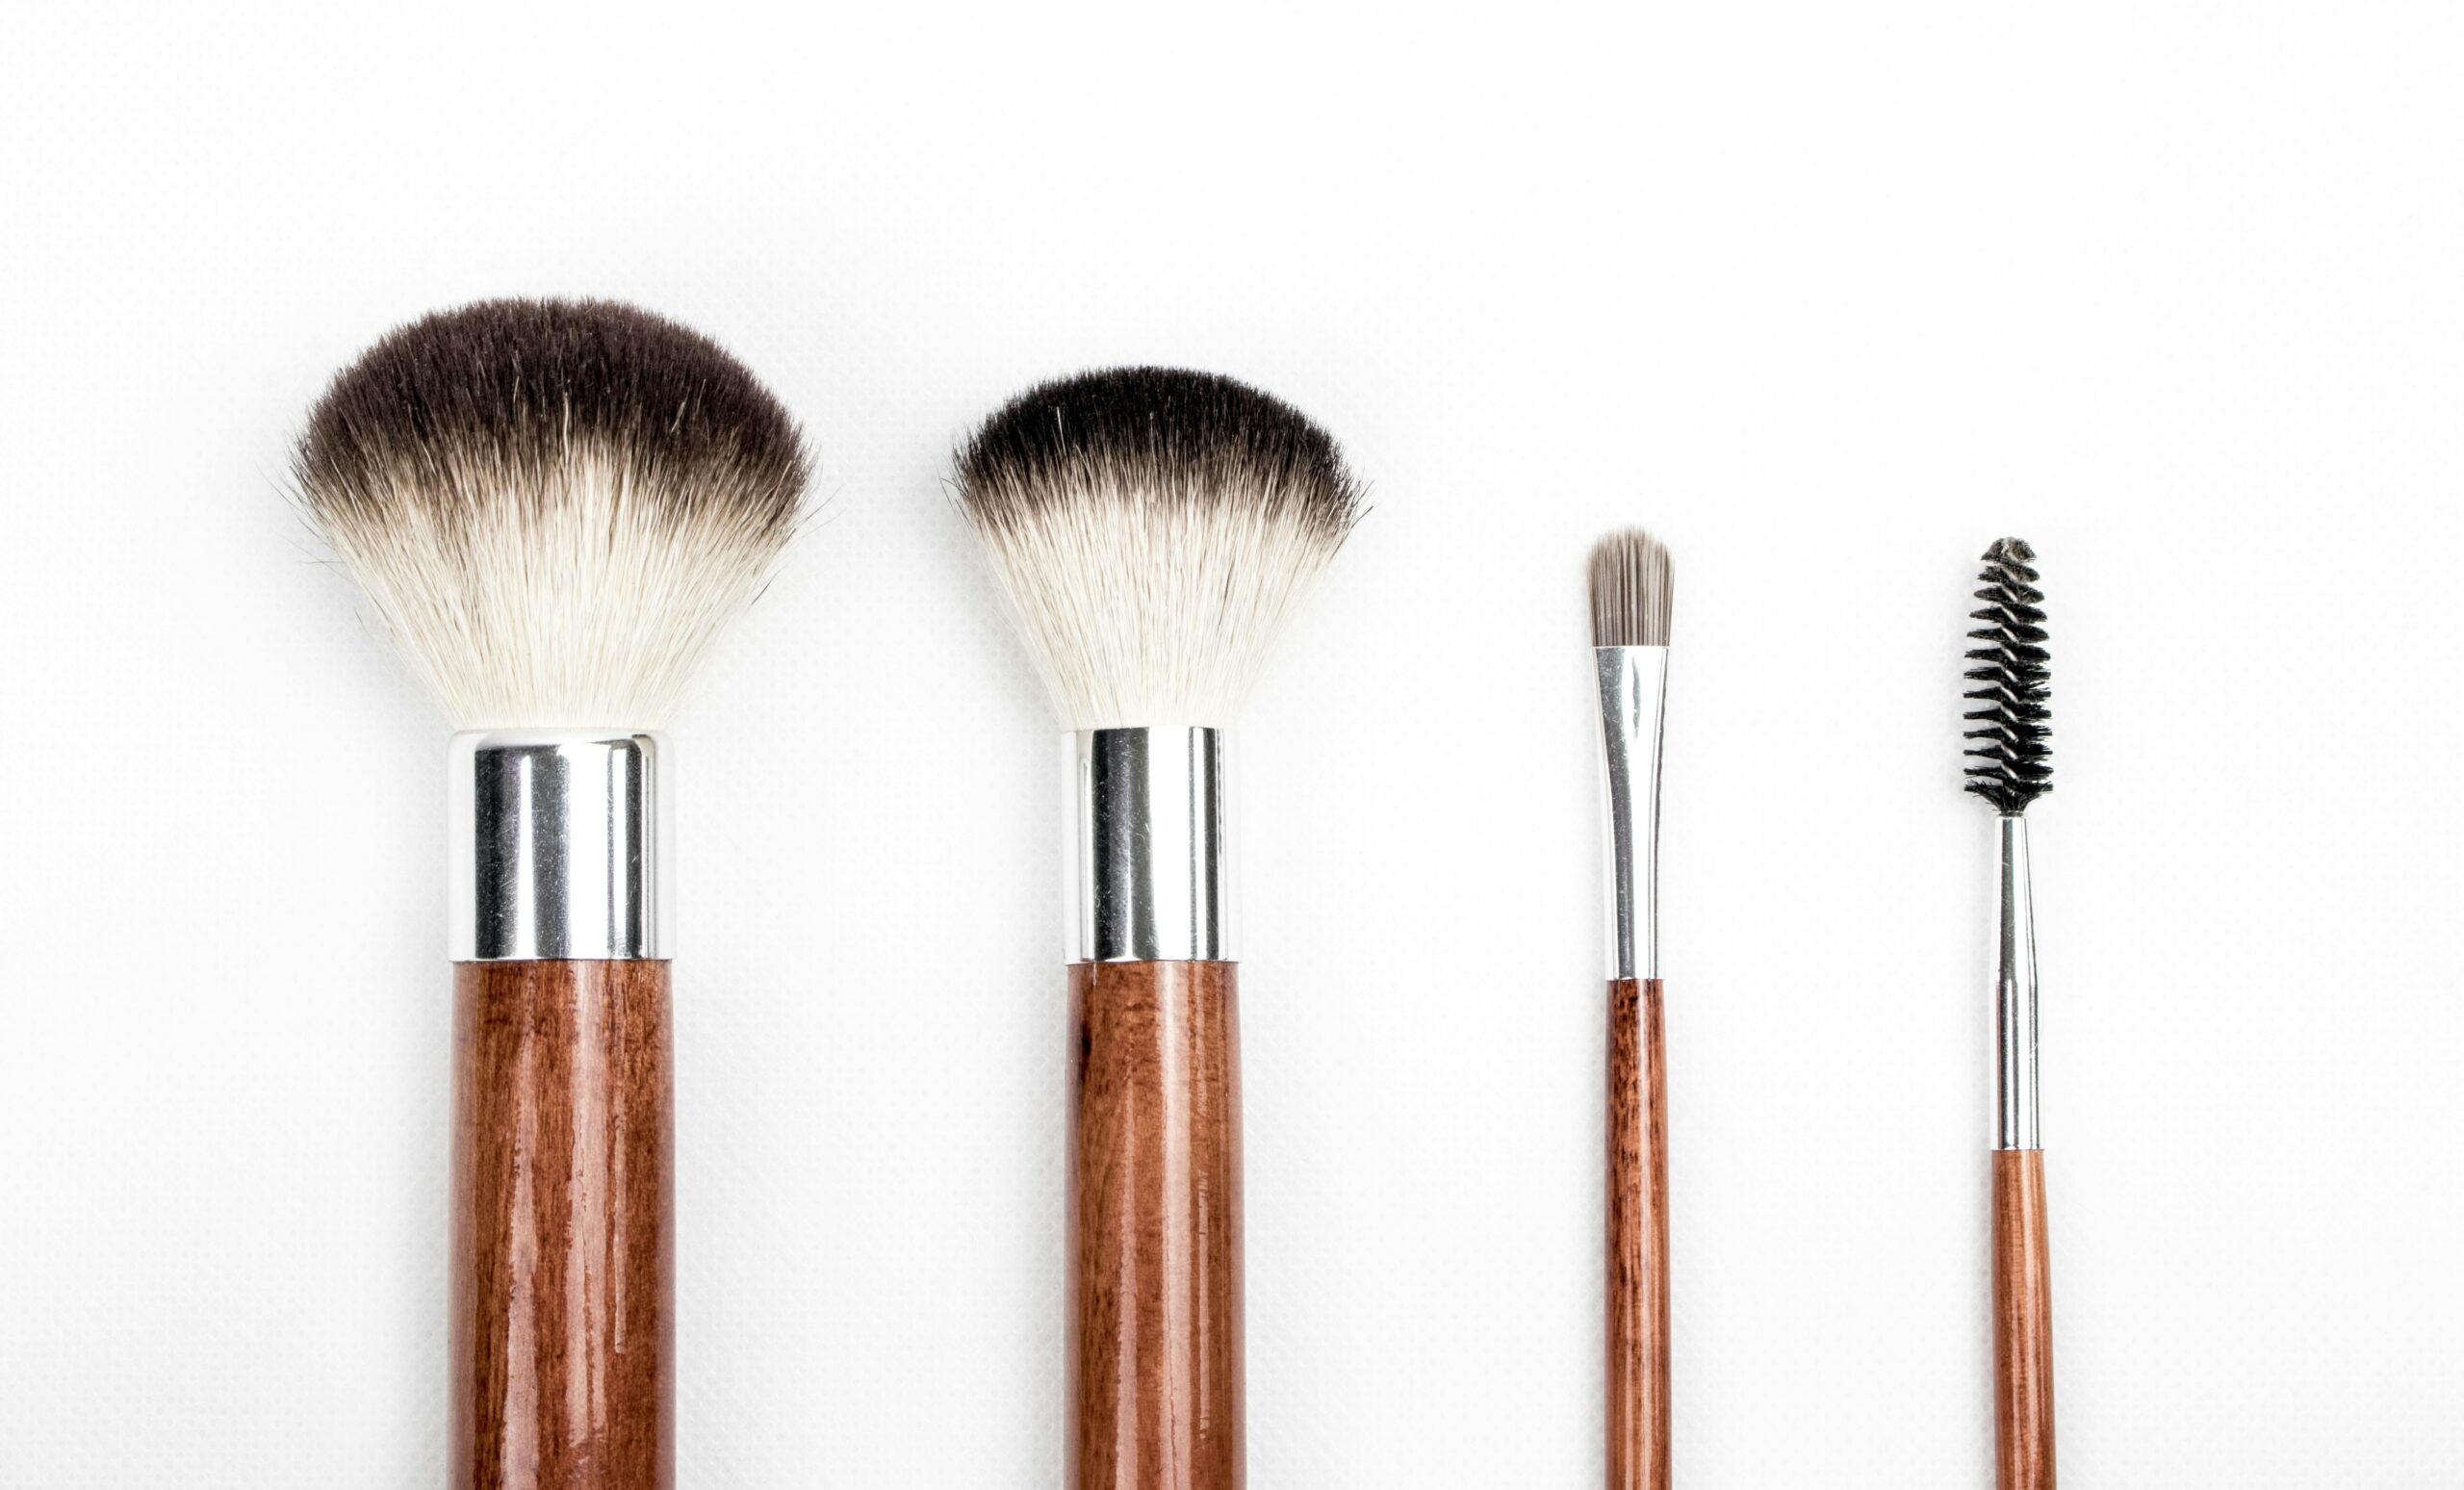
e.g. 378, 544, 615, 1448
3, 3, 2458, 1485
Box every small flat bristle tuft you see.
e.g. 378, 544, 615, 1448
1962, 537, 2053, 813
954, 367, 1363, 730
1587, 528, 1672, 647
295, 297, 808, 729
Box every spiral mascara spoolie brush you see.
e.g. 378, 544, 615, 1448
955, 368, 1363, 1490
1963, 537, 2057, 1490
1589, 528, 1673, 1490
295, 299, 808, 1490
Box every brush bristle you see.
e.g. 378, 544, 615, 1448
1587, 528, 1672, 647
295, 297, 808, 730
1963, 537, 2053, 814
954, 367, 1363, 730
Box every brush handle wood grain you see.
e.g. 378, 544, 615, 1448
452, 961, 673, 1490
1605, 977, 1670, 1490
1991, 1148, 2055, 1490
1069, 961, 1245, 1490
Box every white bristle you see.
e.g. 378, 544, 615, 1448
316, 457, 796, 729
968, 492, 1345, 730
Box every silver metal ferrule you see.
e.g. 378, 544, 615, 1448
1594, 646, 1669, 981
447, 730, 672, 963
1068, 727, 1236, 963
1993, 813, 2040, 1150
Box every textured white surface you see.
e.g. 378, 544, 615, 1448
3, 4, 2460, 1485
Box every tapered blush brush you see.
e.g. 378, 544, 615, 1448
954, 367, 1363, 1490
1588, 528, 1673, 1490
295, 298, 808, 1490
1962, 537, 2057, 1490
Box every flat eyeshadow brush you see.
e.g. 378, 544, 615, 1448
954, 367, 1363, 1490
1589, 528, 1674, 1490
1962, 537, 2057, 1490
295, 299, 808, 1490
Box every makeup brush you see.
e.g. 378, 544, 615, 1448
1963, 537, 2056, 1490
295, 298, 808, 1490
955, 367, 1363, 1490
1589, 528, 1673, 1490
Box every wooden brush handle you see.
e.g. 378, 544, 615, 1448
1991, 1149, 2055, 1490
1605, 978, 1670, 1490
451, 961, 674, 1490
1068, 961, 1245, 1490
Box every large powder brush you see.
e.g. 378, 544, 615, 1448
956, 367, 1362, 1490
296, 298, 808, 1490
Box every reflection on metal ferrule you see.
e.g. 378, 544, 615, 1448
1069, 727, 1236, 963
1994, 813, 2040, 1150
447, 731, 671, 962
1595, 646, 1668, 981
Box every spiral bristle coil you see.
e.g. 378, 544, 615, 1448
1963, 537, 2053, 814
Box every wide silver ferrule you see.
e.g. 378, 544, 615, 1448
1068, 727, 1236, 963
1993, 814, 2040, 1150
447, 730, 672, 963
1594, 646, 1669, 981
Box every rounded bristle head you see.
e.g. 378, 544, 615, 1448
954, 367, 1364, 730
1963, 537, 2053, 813
295, 297, 809, 729
1587, 527, 1672, 647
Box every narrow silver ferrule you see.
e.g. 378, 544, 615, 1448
1993, 813, 2040, 1150
1593, 646, 1669, 981
447, 730, 672, 963
1068, 727, 1236, 963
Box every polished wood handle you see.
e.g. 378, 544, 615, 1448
1991, 1148, 2055, 1490
1605, 978, 1670, 1490
452, 961, 674, 1490
1068, 961, 1244, 1490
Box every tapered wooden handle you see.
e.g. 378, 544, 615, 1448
452, 961, 674, 1490
1068, 961, 1245, 1490
1991, 1148, 2055, 1490
1605, 978, 1670, 1490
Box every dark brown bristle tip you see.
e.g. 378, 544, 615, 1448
1587, 528, 1673, 647
297, 297, 807, 536
1963, 537, 2053, 814
954, 366, 1361, 539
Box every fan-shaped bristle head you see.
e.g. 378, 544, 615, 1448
295, 297, 808, 730
1963, 537, 2053, 814
954, 367, 1364, 730
1587, 527, 1672, 647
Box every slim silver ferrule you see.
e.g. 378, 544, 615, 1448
1068, 727, 1236, 963
1594, 646, 1669, 981
1993, 813, 2040, 1150
447, 730, 672, 963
